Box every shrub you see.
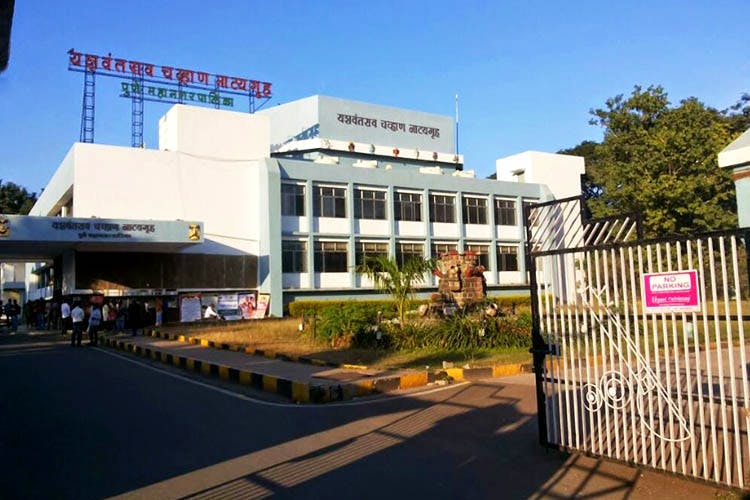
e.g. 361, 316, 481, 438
384, 311, 531, 351
288, 299, 398, 319
317, 303, 379, 348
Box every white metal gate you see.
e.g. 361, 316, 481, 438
526, 196, 750, 489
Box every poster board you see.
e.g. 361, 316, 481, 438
217, 294, 239, 310
216, 293, 241, 320
253, 294, 270, 319
238, 292, 257, 319
179, 294, 202, 322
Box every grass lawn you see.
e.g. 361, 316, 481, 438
158, 318, 531, 370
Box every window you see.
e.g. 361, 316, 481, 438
395, 191, 422, 221
396, 242, 424, 267
281, 183, 305, 216
314, 241, 348, 272
431, 242, 457, 259
523, 201, 538, 228
355, 189, 387, 219
497, 245, 519, 271
355, 241, 389, 266
429, 194, 455, 223
465, 244, 490, 269
462, 196, 488, 225
282, 241, 307, 273
313, 185, 346, 218
495, 199, 517, 226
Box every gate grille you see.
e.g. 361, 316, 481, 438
526, 196, 750, 489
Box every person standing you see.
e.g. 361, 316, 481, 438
115, 302, 126, 332
24, 300, 33, 329
102, 302, 110, 332
87, 305, 102, 346
8, 300, 20, 333
154, 298, 163, 327
70, 301, 85, 347
60, 299, 71, 336
127, 300, 142, 336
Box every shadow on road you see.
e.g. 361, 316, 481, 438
0, 336, 730, 499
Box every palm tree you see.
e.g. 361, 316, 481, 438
356, 255, 435, 326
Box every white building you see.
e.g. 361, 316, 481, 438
7, 95, 584, 318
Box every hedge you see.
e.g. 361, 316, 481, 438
287, 295, 531, 318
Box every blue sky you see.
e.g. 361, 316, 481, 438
1, 0, 747, 194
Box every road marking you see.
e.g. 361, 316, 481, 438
95, 347, 468, 408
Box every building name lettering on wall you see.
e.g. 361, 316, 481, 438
336, 113, 441, 139
51, 221, 157, 233
68, 49, 272, 98
120, 82, 235, 108
51, 222, 160, 240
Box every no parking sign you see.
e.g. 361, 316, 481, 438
642, 270, 701, 314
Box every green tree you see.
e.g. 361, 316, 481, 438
0, 180, 36, 214
356, 255, 435, 326
585, 85, 737, 237
557, 140, 602, 203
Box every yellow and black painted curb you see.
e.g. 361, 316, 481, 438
103, 334, 533, 403
144, 329, 369, 370
141, 329, 534, 376
103, 337, 448, 403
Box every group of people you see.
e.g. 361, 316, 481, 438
1, 299, 21, 333
59, 298, 155, 347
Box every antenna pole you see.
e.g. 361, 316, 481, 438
454, 94, 459, 155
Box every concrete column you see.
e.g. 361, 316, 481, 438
347, 182, 356, 288
456, 191, 465, 252
306, 179, 314, 288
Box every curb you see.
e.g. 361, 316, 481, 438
103, 336, 441, 404
102, 333, 533, 403
144, 329, 532, 378
146, 329, 369, 370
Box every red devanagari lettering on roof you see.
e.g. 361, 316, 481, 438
176, 69, 194, 85
196, 72, 209, 85
215, 75, 229, 88
114, 59, 126, 72
85, 54, 99, 72
230, 77, 248, 91
262, 82, 272, 97
68, 49, 83, 66
101, 54, 113, 71
129, 61, 143, 76
143, 64, 154, 77
162, 66, 174, 79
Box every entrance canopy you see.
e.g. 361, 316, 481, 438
0, 215, 204, 260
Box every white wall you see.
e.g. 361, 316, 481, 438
313, 218, 349, 235
257, 95, 320, 151
281, 215, 308, 234
394, 220, 425, 237
159, 104, 270, 160
496, 151, 585, 201
30, 147, 75, 216
354, 219, 389, 235
70, 143, 262, 256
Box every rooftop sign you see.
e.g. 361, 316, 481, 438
68, 49, 272, 98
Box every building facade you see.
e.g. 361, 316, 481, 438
16, 95, 585, 318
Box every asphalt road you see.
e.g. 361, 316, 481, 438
0, 335, 733, 499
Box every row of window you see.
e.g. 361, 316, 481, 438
281, 184, 521, 225
282, 241, 520, 273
